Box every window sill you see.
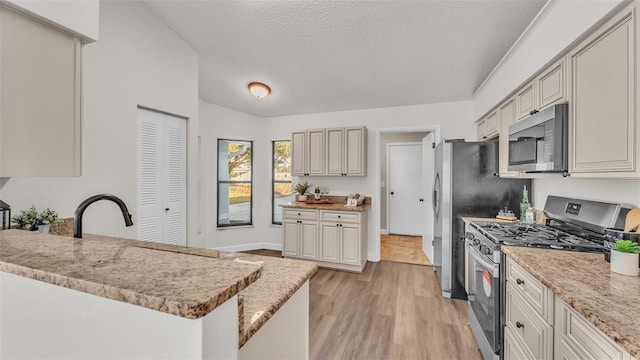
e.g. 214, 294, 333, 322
269, 224, 283, 228
217, 225, 254, 231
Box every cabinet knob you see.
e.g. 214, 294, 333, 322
338, 215, 341, 218
516, 322, 524, 329
529, 109, 539, 115
516, 278, 524, 285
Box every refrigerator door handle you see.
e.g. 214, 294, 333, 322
432, 173, 440, 217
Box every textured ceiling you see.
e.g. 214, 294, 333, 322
143, 0, 547, 117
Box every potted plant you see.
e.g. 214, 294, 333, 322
37, 208, 60, 234
610, 239, 640, 276
295, 181, 312, 201
12, 206, 39, 231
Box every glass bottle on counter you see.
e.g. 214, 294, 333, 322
520, 185, 530, 223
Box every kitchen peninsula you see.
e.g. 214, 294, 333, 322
0, 230, 317, 359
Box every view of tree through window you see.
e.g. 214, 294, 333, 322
217, 139, 252, 227
272, 140, 291, 224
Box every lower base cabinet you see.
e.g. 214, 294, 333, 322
505, 257, 632, 360
283, 209, 367, 272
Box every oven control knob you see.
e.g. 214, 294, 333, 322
474, 239, 481, 246
483, 247, 492, 255
467, 233, 475, 241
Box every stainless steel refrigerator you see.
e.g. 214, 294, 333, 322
432, 139, 530, 299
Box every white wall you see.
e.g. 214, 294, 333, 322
474, 0, 640, 209
0, 1, 200, 242
3, 0, 99, 41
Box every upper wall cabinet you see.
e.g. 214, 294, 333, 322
477, 110, 499, 141
326, 127, 367, 176
498, 97, 520, 178
292, 126, 367, 177
568, 2, 639, 178
516, 57, 567, 121
0, 6, 82, 177
291, 129, 325, 176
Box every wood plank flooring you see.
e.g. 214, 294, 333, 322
309, 261, 481, 359
241, 250, 480, 359
381, 234, 432, 266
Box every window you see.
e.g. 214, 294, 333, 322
217, 139, 252, 227
272, 140, 291, 225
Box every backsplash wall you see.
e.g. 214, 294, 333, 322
532, 178, 640, 209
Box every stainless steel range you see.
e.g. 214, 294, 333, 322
465, 195, 630, 360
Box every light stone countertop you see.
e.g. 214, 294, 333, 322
219, 252, 318, 347
503, 246, 640, 358
461, 216, 517, 224
280, 196, 371, 212
0, 229, 261, 320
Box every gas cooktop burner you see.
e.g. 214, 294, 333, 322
471, 221, 604, 253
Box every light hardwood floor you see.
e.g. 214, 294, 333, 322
242, 250, 481, 359
309, 261, 481, 359
381, 234, 432, 266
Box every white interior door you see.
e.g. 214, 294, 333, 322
388, 143, 424, 236
422, 133, 435, 263
137, 108, 187, 245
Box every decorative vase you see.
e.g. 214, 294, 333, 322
297, 194, 307, 201
38, 224, 50, 234
610, 250, 639, 276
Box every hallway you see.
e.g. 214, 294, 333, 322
380, 234, 431, 266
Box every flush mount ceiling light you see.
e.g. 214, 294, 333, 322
248, 82, 271, 99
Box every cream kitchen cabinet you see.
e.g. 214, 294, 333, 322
477, 110, 499, 141
318, 210, 367, 271
505, 258, 554, 359
282, 209, 319, 260
283, 208, 368, 272
554, 297, 631, 360
0, 5, 82, 177
291, 129, 325, 176
325, 126, 367, 176
516, 57, 567, 121
568, 2, 639, 178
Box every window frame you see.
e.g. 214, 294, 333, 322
217, 138, 253, 228
272, 140, 291, 225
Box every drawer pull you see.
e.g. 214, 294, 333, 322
516, 322, 524, 329
516, 278, 524, 285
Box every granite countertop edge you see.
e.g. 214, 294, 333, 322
280, 202, 371, 212
503, 246, 640, 358
0, 230, 263, 320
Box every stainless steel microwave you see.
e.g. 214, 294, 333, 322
508, 103, 568, 173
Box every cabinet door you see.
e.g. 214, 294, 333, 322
319, 222, 340, 263
0, 7, 82, 176
325, 128, 344, 176
307, 129, 325, 175
505, 283, 554, 360
483, 111, 499, 140
569, 4, 636, 174
554, 298, 630, 360
340, 223, 361, 265
344, 127, 366, 176
291, 131, 307, 176
538, 57, 566, 110
477, 119, 487, 141
282, 220, 300, 257
499, 98, 519, 177
504, 327, 534, 360
300, 221, 318, 260
516, 81, 536, 120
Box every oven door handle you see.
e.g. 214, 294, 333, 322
466, 241, 499, 278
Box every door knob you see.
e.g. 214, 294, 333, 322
165, 208, 169, 211
390, 192, 394, 195
419, 198, 424, 202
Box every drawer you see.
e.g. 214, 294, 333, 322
320, 211, 360, 224
505, 283, 554, 360
556, 298, 629, 360
504, 326, 534, 360
283, 209, 318, 221
506, 258, 554, 323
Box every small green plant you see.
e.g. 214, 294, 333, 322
37, 208, 60, 226
12, 206, 39, 230
12, 206, 60, 230
612, 239, 640, 254
295, 181, 312, 195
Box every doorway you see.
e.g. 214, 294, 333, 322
136, 107, 187, 246
378, 129, 438, 265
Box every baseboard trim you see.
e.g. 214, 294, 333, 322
380, 229, 389, 235
213, 243, 283, 252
